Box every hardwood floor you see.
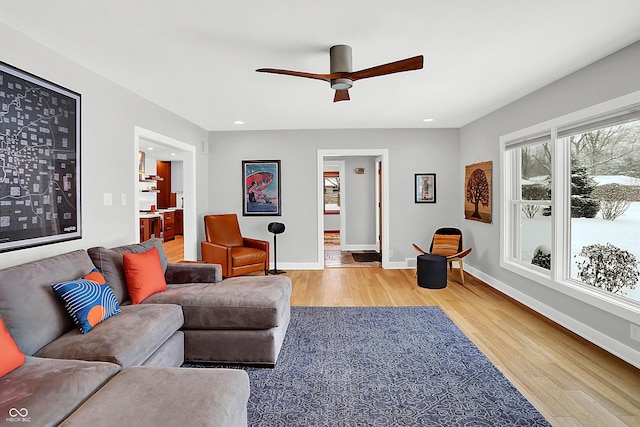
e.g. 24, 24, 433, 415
163, 235, 184, 262
164, 238, 639, 425
323, 231, 382, 268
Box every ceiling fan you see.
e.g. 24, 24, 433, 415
256, 45, 424, 102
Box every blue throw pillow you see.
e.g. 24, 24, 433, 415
51, 268, 121, 334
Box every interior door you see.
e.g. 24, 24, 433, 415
156, 161, 172, 208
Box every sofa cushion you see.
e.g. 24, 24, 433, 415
0, 250, 97, 356
0, 356, 120, 427
51, 268, 121, 334
88, 238, 168, 304
165, 262, 223, 284
123, 247, 167, 304
231, 246, 266, 267
431, 233, 461, 256
0, 317, 25, 377
60, 366, 250, 427
143, 275, 292, 330
34, 304, 184, 368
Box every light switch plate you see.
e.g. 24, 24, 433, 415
121, 193, 127, 205
103, 192, 112, 206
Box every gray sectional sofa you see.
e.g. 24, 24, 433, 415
0, 238, 292, 426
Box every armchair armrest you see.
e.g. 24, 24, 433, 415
413, 243, 472, 260
446, 248, 472, 260
165, 262, 223, 284
201, 241, 234, 278
243, 237, 269, 251
243, 237, 270, 263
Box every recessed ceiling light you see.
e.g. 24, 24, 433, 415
147, 147, 154, 150
170, 153, 176, 156
423, 118, 434, 122
234, 120, 245, 125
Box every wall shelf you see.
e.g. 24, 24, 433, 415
140, 175, 164, 182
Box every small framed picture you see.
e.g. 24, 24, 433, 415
242, 160, 281, 216
415, 173, 436, 203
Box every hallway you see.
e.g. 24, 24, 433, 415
324, 231, 381, 268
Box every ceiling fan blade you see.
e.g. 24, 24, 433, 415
348, 55, 424, 81
255, 68, 334, 83
333, 89, 350, 102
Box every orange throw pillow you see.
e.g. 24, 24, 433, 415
0, 317, 25, 377
123, 246, 167, 304
431, 234, 460, 256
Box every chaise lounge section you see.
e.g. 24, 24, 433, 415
88, 238, 292, 366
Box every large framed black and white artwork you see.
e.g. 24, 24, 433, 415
242, 160, 281, 216
0, 62, 82, 252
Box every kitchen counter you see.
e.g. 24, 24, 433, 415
139, 212, 162, 219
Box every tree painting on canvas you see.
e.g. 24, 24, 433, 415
465, 161, 492, 223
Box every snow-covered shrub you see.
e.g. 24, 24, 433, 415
591, 183, 637, 221
521, 184, 547, 218
575, 243, 639, 295
531, 245, 551, 270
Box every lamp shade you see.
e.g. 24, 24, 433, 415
268, 222, 285, 234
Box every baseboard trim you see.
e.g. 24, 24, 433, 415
271, 262, 324, 270
343, 244, 378, 252
464, 264, 640, 369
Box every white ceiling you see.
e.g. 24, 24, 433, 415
2, 1, 640, 132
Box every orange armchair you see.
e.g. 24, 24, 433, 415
201, 214, 269, 278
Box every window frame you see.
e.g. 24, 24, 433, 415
500, 91, 640, 324
323, 171, 341, 215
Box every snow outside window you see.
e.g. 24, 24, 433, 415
501, 95, 640, 317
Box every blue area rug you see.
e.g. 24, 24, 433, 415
184, 306, 550, 426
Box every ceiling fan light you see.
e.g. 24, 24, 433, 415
331, 78, 353, 90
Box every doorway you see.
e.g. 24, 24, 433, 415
316, 149, 389, 269
134, 126, 197, 260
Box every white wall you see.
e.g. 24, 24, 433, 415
171, 161, 184, 208
459, 41, 640, 365
0, 23, 209, 269
342, 156, 376, 249
209, 128, 460, 267
323, 214, 340, 232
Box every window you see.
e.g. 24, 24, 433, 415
505, 138, 553, 268
501, 94, 640, 316
566, 119, 640, 298
324, 172, 340, 214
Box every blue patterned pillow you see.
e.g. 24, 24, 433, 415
51, 268, 121, 334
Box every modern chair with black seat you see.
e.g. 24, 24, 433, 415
413, 227, 472, 284
201, 213, 269, 277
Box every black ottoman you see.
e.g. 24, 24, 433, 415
417, 254, 447, 289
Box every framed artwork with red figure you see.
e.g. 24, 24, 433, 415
243, 160, 281, 216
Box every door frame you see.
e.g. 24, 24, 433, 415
134, 126, 197, 260
316, 149, 390, 268
375, 156, 382, 253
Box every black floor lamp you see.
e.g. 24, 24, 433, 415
267, 222, 286, 275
